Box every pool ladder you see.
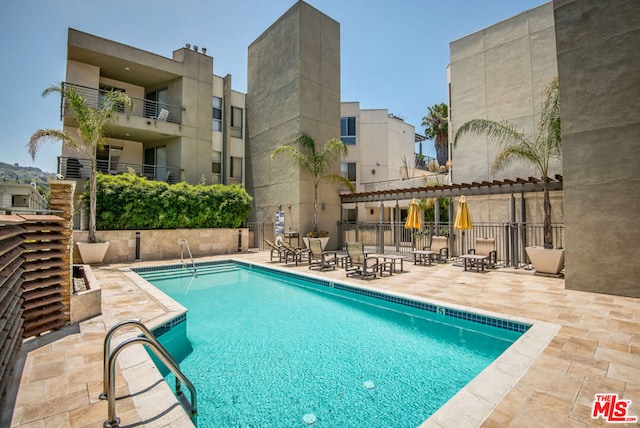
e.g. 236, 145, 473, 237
180, 238, 197, 275
100, 320, 197, 428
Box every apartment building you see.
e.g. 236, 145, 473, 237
340, 102, 428, 223
59, 28, 246, 196
0, 183, 48, 214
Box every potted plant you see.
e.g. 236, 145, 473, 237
28, 83, 133, 264
454, 77, 563, 275
303, 229, 330, 251
271, 133, 355, 246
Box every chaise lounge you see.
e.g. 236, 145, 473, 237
460, 237, 497, 272
308, 238, 337, 271
345, 241, 379, 279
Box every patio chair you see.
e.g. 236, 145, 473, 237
345, 241, 379, 280
156, 108, 169, 122
280, 241, 311, 266
308, 238, 337, 271
462, 237, 497, 270
426, 235, 449, 262
264, 239, 287, 262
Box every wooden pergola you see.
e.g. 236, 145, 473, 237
340, 175, 563, 203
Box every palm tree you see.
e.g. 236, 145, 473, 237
421, 103, 449, 168
28, 83, 133, 243
271, 133, 355, 234
454, 77, 561, 249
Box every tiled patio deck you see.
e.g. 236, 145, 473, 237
2, 252, 639, 427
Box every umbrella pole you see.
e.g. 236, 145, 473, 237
461, 230, 465, 255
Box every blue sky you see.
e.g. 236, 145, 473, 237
0, 0, 546, 173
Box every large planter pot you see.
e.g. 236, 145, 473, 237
76, 242, 110, 264
302, 236, 329, 251
525, 246, 565, 275
70, 265, 102, 323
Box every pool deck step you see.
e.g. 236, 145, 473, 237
137, 264, 239, 280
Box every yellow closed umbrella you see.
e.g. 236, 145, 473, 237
454, 195, 472, 254
405, 198, 421, 250
405, 198, 421, 230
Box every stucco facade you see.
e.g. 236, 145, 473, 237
246, 1, 341, 242
61, 28, 246, 190
555, 0, 640, 297
449, 2, 560, 185
447, 2, 563, 238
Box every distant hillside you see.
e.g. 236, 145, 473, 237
0, 162, 58, 194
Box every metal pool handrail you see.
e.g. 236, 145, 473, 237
100, 320, 197, 427
180, 239, 197, 275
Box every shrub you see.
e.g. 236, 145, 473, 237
93, 172, 253, 230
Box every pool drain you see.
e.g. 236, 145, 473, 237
302, 413, 317, 425
363, 380, 375, 390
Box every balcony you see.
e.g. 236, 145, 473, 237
58, 157, 181, 184
61, 82, 183, 125
414, 153, 436, 171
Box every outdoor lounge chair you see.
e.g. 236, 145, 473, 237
280, 241, 311, 266
264, 239, 287, 262
156, 108, 169, 122
426, 235, 449, 262
308, 238, 337, 271
345, 241, 379, 279
469, 238, 497, 268
461, 237, 497, 271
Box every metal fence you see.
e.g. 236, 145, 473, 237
248, 220, 564, 268
248, 222, 275, 251
339, 221, 564, 268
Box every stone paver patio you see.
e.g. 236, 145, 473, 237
1, 251, 639, 427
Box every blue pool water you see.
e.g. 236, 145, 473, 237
136, 262, 526, 427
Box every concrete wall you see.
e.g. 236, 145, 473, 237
448, 2, 562, 234
246, 1, 341, 246
555, 0, 640, 297
449, 2, 559, 185
72, 228, 248, 264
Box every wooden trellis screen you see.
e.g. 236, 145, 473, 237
20, 215, 70, 338
0, 215, 26, 399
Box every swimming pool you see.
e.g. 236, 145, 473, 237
134, 261, 530, 427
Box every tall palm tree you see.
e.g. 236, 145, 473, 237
271, 133, 355, 234
28, 83, 133, 243
454, 77, 561, 249
421, 103, 449, 168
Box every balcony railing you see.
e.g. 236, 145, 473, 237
57, 157, 181, 184
61, 82, 183, 124
415, 153, 436, 170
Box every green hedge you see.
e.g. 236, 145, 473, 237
92, 172, 253, 230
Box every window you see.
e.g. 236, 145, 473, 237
212, 96, 222, 131
212, 151, 222, 174
145, 88, 168, 119
342, 208, 357, 222
340, 117, 356, 145
12, 195, 29, 208
231, 106, 243, 138
341, 162, 357, 182
97, 145, 123, 173
231, 156, 242, 179
212, 151, 222, 183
